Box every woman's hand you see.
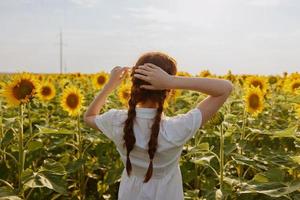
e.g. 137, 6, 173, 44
133, 63, 172, 90
106, 66, 131, 90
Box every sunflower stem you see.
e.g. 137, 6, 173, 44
77, 114, 85, 200
27, 102, 33, 136
241, 106, 247, 142
220, 122, 224, 192
45, 107, 49, 126
194, 127, 200, 189
269, 85, 274, 123
238, 105, 247, 182
0, 100, 3, 140
18, 104, 25, 197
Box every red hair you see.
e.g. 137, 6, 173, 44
123, 52, 177, 183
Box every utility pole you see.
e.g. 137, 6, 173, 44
60, 29, 63, 74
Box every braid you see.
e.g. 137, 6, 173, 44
126, 51, 177, 182
143, 92, 167, 183
123, 88, 138, 176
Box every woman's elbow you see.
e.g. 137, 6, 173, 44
225, 80, 234, 95
83, 112, 90, 124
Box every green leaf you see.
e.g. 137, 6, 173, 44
22, 167, 67, 195
180, 162, 198, 183
240, 180, 300, 198
224, 113, 237, 122
191, 155, 215, 165
224, 143, 237, 156
231, 153, 269, 171
23, 171, 67, 195
0, 131, 14, 147
27, 141, 43, 152
197, 142, 210, 151
39, 159, 66, 175
0, 197, 23, 200
252, 174, 269, 183
264, 168, 285, 182
23, 173, 53, 189
287, 95, 300, 103
0, 186, 16, 197
291, 155, 300, 164
246, 127, 263, 134
21, 168, 34, 184
3, 117, 18, 125
224, 176, 300, 197
104, 166, 123, 185
40, 171, 67, 194
184, 189, 200, 199
35, 125, 74, 135
65, 158, 85, 174
262, 125, 298, 139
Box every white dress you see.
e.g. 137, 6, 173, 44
94, 107, 203, 200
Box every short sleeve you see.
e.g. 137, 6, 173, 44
164, 108, 202, 146
94, 108, 119, 141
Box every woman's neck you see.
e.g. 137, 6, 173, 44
136, 101, 158, 108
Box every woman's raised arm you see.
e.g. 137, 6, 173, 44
133, 63, 233, 126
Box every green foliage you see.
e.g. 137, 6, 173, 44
0, 73, 300, 200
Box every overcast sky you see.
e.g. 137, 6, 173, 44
0, 0, 299, 75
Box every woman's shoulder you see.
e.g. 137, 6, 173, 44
107, 108, 127, 115
108, 109, 128, 124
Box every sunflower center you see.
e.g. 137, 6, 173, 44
292, 82, 300, 90
66, 93, 79, 109
249, 94, 259, 109
12, 79, 35, 100
97, 76, 106, 85
41, 86, 52, 96
203, 72, 210, 77
251, 81, 263, 90
122, 91, 130, 99
268, 76, 277, 84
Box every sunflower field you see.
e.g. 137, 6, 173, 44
0, 70, 300, 200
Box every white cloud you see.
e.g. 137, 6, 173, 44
1, 0, 299, 74
112, 15, 122, 20
69, 0, 98, 7
125, 4, 215, 30
248, 0, 284, 7
126, 6, 175, 24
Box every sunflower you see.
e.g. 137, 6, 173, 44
268, 75, 278, 85
237, 76, 245, 86
76, 72, 81, 78
224, 70, 236, 83
60, 86, 84, 116
37, 74, 43, 81
0, 72, 39, 107
284, 78, 300, 94
289, 72, 300, 80
275, 77, 285, 90
244, 86, 265, 116
117, 83, 131, 107
176, 71, 192, 77
166, 89, 182, 102
244, 76, 268, 94
92, 72, 109, 90
59, 78, 71, 88
198, 70, 212, 77
37, 81, 56, 102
